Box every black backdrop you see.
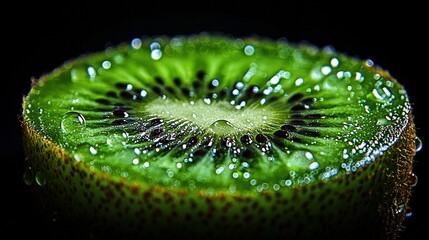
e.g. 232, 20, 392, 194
3, 1, 427, 239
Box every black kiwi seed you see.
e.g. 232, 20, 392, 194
301, 98, 314, 105
181, 88, 190, 96
120, 91, 135, 100
291, 104, 308, 111
196, 70, 206, 80
166, 86, 176, 95
152, 86, 163, 95
115, 82, 128, 89
287, 93, 304, 103
255, 134, 268, 143
274, 130, 289, 138
112, 109, 129, 118
242, 149, 255, 158
240, 135, 253, 145
187, 136, 198, 146
155, 77, 164, 85
96, 98, 111, 105
148, 118, 163, 127
281, 124, 297, 132
173, 77, 182, 86
193, 148, 208, 158
150, 128, 164, 138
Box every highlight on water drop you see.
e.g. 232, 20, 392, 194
35, 171, 46, 186
415, 136, 422, 152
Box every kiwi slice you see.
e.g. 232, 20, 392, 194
21, 34, 417, 239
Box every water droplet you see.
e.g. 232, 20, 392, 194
101, 60, 111, 69
365, 59, 374, 67
405, 209, 413, 218
35, 171, 46, 186
203, 98, 211, 105
89, 146, 97, 155
321, 66, 331, 75
150, 42, 161, 50
131, 38, 142, 49
295, 78, 304, 86
132, 158, 140, 165
151, 49, 162, 60
309, 161, 319, 170
305, 151, 314, 160
60, 112, 86, 134
415, 136, 422, 152
87, 66, 96, 79
140, 89, 148, 98
244, 45, 254, 56
208, 120, 236, 135
211, 79, 220, 88
23, 165, 34, 185
106, 130, 129, 147
330, 58, 339, 67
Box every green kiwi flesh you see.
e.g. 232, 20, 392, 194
22, 34, 416, 239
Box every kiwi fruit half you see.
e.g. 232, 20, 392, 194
21, 34, 417, 239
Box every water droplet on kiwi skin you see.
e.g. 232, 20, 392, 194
35, 171, 46, 186
415, 136, 422, 152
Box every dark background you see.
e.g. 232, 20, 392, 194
3, 1, 427, 239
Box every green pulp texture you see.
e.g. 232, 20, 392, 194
24, 34, 411, 192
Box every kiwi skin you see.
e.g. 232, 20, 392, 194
21, 53, 416, 239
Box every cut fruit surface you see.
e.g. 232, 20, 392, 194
22, 34, 416, 239
24, 35, 411, 191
